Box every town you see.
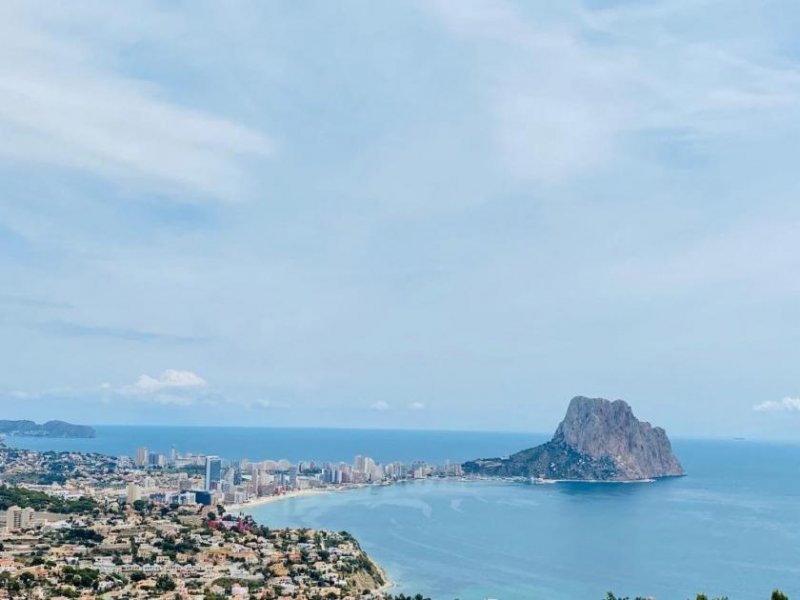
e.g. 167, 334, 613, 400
0, 440, 453, 599
126, 444, 464, 509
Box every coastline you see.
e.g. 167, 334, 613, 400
372, 557, 395, 596
227, 475, 669, 514
227, 487, 335, 512
229, 487, 397, 597
226, 482, 391, 512
228, 475, 667, 514
227, 479, 461, 513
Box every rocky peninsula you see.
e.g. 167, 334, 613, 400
464, 396, 685, 481
0, 419, 95, 438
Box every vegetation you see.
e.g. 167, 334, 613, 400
606, 592, 789, 600
210, 577, 263, 593
60, 566, 100, 589
60, 527, 104, 545
155, 574, 176, 592
0, 484, 97, 513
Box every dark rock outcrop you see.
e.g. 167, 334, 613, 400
0, 420, 95, 438
464, 396, 684, 481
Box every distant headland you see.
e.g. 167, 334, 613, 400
463, 396, 684, 481
0, 420, 95, 439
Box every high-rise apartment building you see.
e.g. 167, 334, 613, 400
135, 447, 149, 467
205, 456, 222, 491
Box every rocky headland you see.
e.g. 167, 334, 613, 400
463, 396, 684, 481
0, 419, 96, 438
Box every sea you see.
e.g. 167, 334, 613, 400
8, 426, 800, 600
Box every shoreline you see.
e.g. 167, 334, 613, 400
227, 487, 335, 512
223, 475, 675, 598
226, 482, 387, 512
227, 474, 669, 513
372, 557, 395, 596
229, 488, 396, 597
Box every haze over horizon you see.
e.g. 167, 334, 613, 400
2, 1, 800, 440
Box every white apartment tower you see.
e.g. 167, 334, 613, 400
135, 447, 149, 467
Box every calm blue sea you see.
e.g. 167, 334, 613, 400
4, 425, 540, 464
8, 428, 800, 599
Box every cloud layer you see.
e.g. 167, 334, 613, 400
0, 3, 271, 201
2, 1, 800, 435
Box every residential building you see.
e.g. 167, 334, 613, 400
135, 447, 149, 467
205, 456, 222, 491
126, 483, 142, 504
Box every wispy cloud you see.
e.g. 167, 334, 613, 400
425, 0, 800, 182
139, 393, 196, 407
408, 401, 426, 410
35, 320, 206, 344
8, 373, 293, 415
130, 369, 207, 394
109, 369, 209, 407
239, 398, 291, 411
0, 295, 71, 310
753, 397, 800, 413
370, 401, 390, 411
0, 3, 272, 201
612, 220, 800, 294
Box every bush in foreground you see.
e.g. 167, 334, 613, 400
606, 591, 789, 600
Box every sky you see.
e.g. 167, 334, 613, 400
2, 0, 800, 439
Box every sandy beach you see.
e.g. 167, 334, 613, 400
226, 487, 334, 512
226, 483, 385, 512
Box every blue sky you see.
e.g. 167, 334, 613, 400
2, 0, 800, 438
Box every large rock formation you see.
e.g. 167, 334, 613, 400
464, 396, 684, 481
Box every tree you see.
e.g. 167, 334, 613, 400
18, 572, 34, 588
772, 592, 789, 600
155, 574, 176, 592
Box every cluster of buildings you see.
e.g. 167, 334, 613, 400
126, 446, 465, 510
0, 440, 467, 598
0, 442, 405, 599
1, 439, 465, 516
0, 498, 390, 599
0, 444, 118, 487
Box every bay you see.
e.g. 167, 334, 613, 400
244, 439, 800, 600
9, 428, 800, 598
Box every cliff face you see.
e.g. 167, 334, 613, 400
464, 396, 684, 481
